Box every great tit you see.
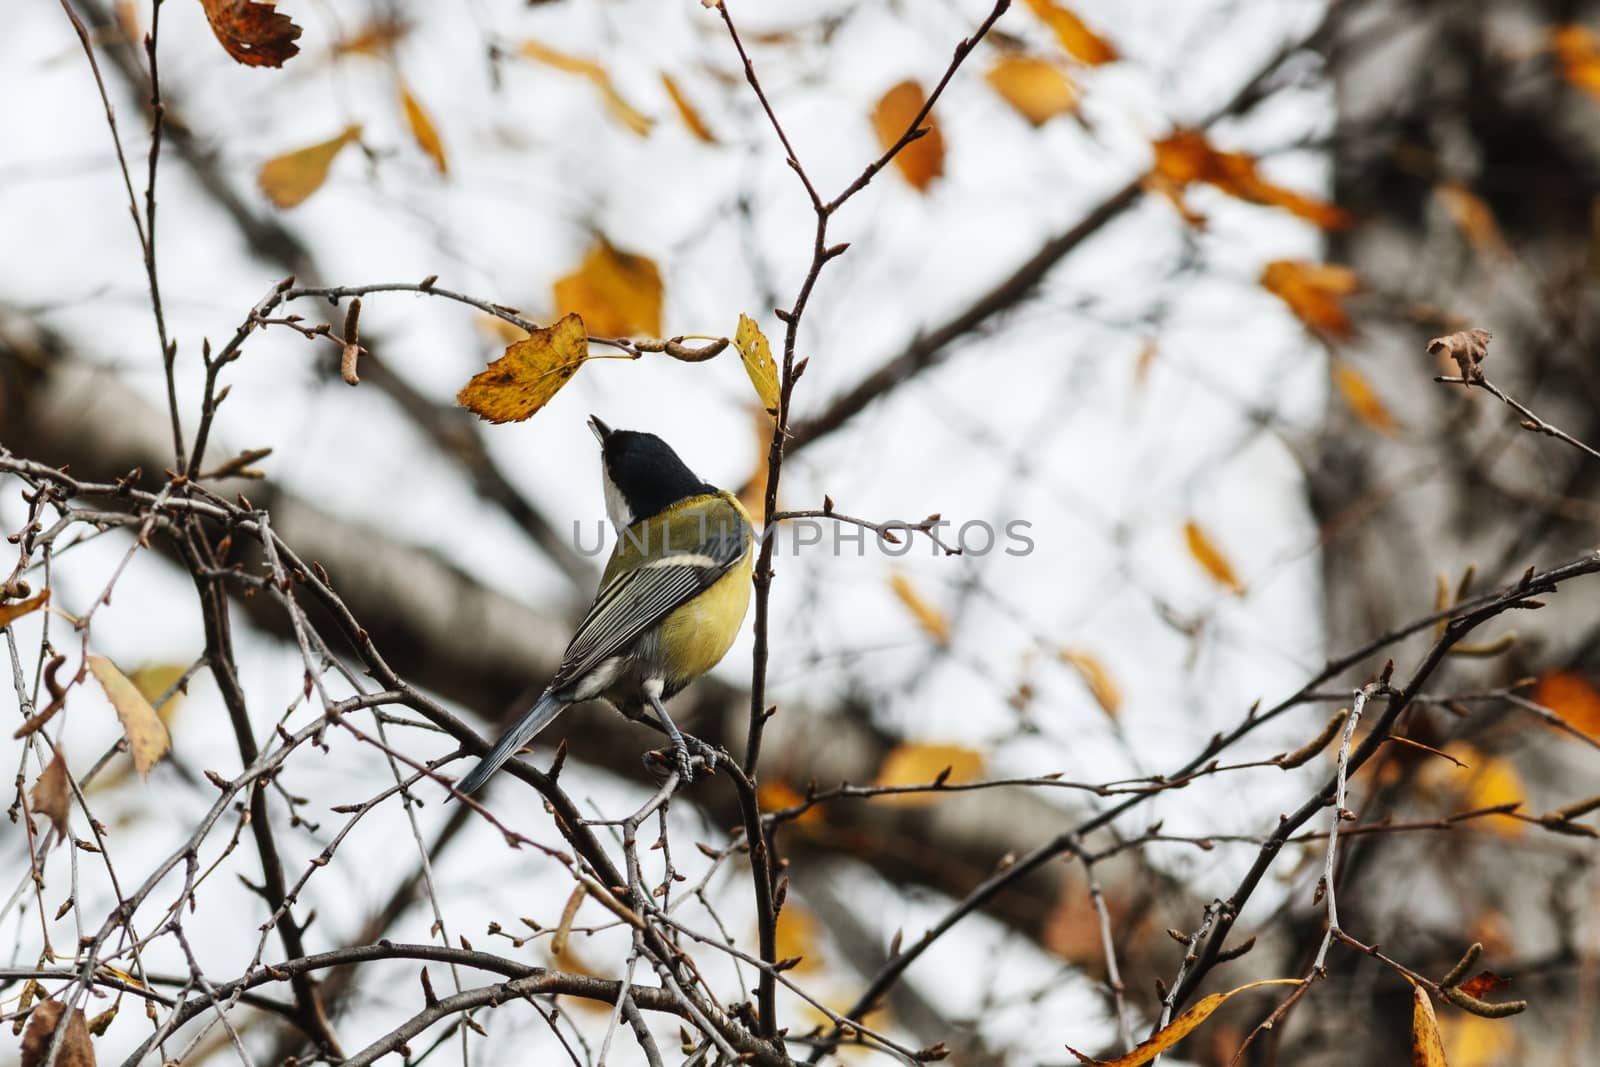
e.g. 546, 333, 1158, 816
456, 416, 754, 794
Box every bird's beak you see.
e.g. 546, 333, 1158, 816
588, 415, 612, 443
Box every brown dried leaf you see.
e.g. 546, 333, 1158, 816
258, 125, 362, 209
1021, 0, 1118, 65
1411, 983, 1447, 1067
197, 0, 302, 68
734, 314, 780, 417
400, 84, 448, 175
0, 589, 51, 628
1427, 328, 1491, 383
871, 80, 944, 192
520, 41, 652, 136
20, 1002, 96, 1067
89, 655, 170, 778
887, 573, 950, 646
1184, 520, 1245, 596
1153, 130, 1348, 229
1259, 260, 1359, 338
1332, 360, 1401, 436
1457, 971, 1511, 999
457, 313, 589, 424
30, 747, 71, 838
985, 55, 1078, 126
1059, 648, 1120, 717
553, 240, 662, 338
661, 73, 717, 143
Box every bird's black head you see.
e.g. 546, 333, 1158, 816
589, 416, 715, 529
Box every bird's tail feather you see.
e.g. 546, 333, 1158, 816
455, 692, 567, 795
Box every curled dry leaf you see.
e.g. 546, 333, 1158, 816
1427, 328, 1491, 383
258, 126, 363, 209
198, 0, 302, 67
871, 80, 944, 192
733, 314, 780, 417
20, 1001, 96, 1067
1152, 130, 1348, 230
887, 573, 951, 646
986, 55, 1078, 126
1021, 0, 1118, 65
88, 654, 172, 778
457, 312, 589, 423
1184, 520, 1246, 596
400, 84, 448, 175
30, 747, 71, 839
0, 589, 51, 628
661, 73, 717, 143
553, 240, 663, 338
1259, 259, 1359, 338
520, 41, 653, 136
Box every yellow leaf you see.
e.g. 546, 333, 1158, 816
553, 240, 663, 338
1151, 130, 1348, 229
985, 55, 1078, 126
1059, 648, 1120, 717
873, 742, 983, 806
0, 589, 51, 628
457, 313, 589, 424
1332, 360, 1401, 436
129, 663, 189, 722
1440, 1012, 1516, 1067
1183, 520, 1245, 596
88, 655, 171, 779
887, 573, 950, 646
661, 73, 717, 143
1066, 979, 1302, 1066
871, 80, 944, 192
1532, 671, 1600, 735
399, 84, 448, 175
758, 780, 823, 826
1021, 0, 1118, 65
258, 126, 362, 209
734, 314, 780, 417
773, 904, 823, 973
1554, 25, 1600, 100
1259, 259, 1359, 338
520, 41, 653, 136
1411, 983, 1448, 1067
333, 18, 409, 57
1464, 750, 1525, 838
30, 747, 71, 838
1436, 182, 1502, 254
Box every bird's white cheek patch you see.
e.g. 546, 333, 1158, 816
602, 468, 634, 534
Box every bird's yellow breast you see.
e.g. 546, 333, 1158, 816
659, 549, 753, 686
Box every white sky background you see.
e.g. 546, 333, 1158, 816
0, 0, 1345, 1062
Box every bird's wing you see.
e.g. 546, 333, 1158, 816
550, 504, 748, 692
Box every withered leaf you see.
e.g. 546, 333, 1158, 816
30, 747, 71, 838
520, 41, 652, 136
1259, 260, 1359, 338
871, 80, 944, 191
258, 126, 362, 209
88, 655, 171, 778
1410, 983, 1447, 1067
1457, 970, 1511, 999
1332, 360, 1401, 436
20, 1002, 96, 1067
457, 313, 589, 424
1059, 648, 1120, 717
1152, 130, 1348, 230
0, 589, 51, 628
1426, 328, 1491, 383
197, 0, 302, 68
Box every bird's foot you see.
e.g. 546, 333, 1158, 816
642, 734, 720, 785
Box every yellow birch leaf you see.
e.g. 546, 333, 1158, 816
30, 747, 71, 838
1411, 982, 1448, 1067
1332, 360, 1401, 436
873, 742, 983, 806
661, 73, 717, 143
1259, 259, 1359, 338
457, 313, 589, 424
773, 904, 823, 973
1184, 520, 1245, 596
1554, 25, 1600, 100
520, 41, 653, 136
129, 663, 189, 722
553, 240, 663, 338
399, 84, 448, 175
1065, 979, 1302, 1066
887, 573, 950, 645
1532, 671, 1600, 735
1022, 0, 1118, 65
0, 589, 51, 628
88, 654, 171, 779
985, 55, 1078, 126
871, 80, 944, 192
1059, 648, 1121, 717
1465, 750, 1525, 838
734, 314, 780, 418
258, 126, 362, 209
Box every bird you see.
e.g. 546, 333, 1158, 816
455, 415, 753, 795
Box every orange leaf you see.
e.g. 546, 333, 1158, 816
1184, 520, 1245, 596
258, 126, 362, 209
1059, 648, 1120, 717
661, 73, 717, 143
1021, 0, 1118, 65
1066, 979, 1301, 1066
399, 84, 447, 175
1554, 25, 1600, 100
1532, 671, 1600, 735
520, 41, 652, 136
1332, 360, 1401, 436
1151, 130, 1348, 229
871, 80, 944, 192
873, 742, 983, 806
758, 780, 823, 826
887, 573, 950, 645
1259, 259, 1359, 338
457, 313, 589, 424
552, 240, 663, 338
0, 589, 51, 627
985, 55, 1078, 126
1411, 983, 1447, 1067
1457, 971, 1510, 999
197, 0, 302, 68
773, 905, 824, 973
